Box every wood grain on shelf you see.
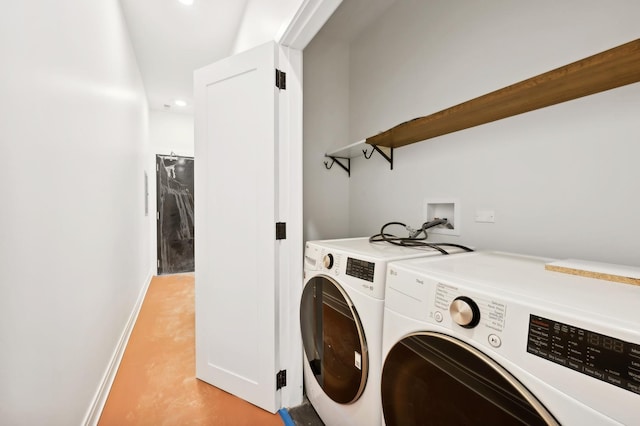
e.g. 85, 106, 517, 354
545, 259, 640, 287
366, 38, 640, 148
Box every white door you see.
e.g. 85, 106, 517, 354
194, 41, 282, 413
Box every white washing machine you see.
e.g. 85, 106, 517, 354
300, 238, 468, 426
381, 251, 640, 425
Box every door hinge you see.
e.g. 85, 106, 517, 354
156, 211, 159, 220
275, 222, 287, 240
276, 370, 287, 390
275, 69, 286, 90
157, 259, 160, 268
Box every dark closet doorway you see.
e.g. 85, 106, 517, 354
156, 154, 194, 274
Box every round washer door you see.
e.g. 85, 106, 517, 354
300, 275, 368, 404
381, 332, 559, 426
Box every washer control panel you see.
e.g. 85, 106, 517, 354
432, 282, 507, 331
527, 315, 640, 395
429, 282, 507, 348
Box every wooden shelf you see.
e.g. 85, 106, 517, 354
366, 38, 640, 149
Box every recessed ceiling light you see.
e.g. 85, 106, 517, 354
174, 99, 187, 107
178, 0, 194, 5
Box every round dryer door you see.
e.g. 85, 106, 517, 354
381, 332, 559, 426
300, 275, 368, 404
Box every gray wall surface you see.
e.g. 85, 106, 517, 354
305, 0, 640, 266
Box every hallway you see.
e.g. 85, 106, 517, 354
98, 274, 284, 425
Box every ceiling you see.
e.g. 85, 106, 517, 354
119, 0, 304, 114
119, 0, 397, 115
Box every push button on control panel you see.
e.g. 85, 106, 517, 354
488, 334, 502, 348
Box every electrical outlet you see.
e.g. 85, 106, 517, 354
475, 209, 495, 223
424, 198, 460, 236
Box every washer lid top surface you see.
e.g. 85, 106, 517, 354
305, 237, 466, 300
307, 237, 459, 261
389, 251, 640, 324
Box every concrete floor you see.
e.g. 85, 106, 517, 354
288, 399, 325, 426
98, 273, 284, 425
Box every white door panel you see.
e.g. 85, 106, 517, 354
194, 41, 278, 413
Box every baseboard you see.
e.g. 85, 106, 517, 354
82, 270, 154, 426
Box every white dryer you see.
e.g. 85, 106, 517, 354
300, 238, 467, 426
381, 251, 640, 425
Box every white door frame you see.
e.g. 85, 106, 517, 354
275, 0, 342, 409
277, 0, 343, 50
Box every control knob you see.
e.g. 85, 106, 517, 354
450, 296, 480, 328
323, 253, 334, 269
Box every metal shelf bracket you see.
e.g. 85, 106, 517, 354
324, 155, 350, 176
363, 145, 393, 170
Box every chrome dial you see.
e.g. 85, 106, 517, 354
450, 296, 481, 328
323, 253, 334, 269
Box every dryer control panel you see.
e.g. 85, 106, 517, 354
346, 257, 375, 282
305, 242, 386, 299
527, 315, 640, 396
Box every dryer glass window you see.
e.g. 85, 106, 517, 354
300, 276, 368, 404
381, 332, 558, 426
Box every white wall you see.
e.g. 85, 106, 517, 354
149, 109, 195, 155
303, 32, 351, 241
0, 2, 150, 424
148, 110, 194, 272
306, 0, 640, 266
